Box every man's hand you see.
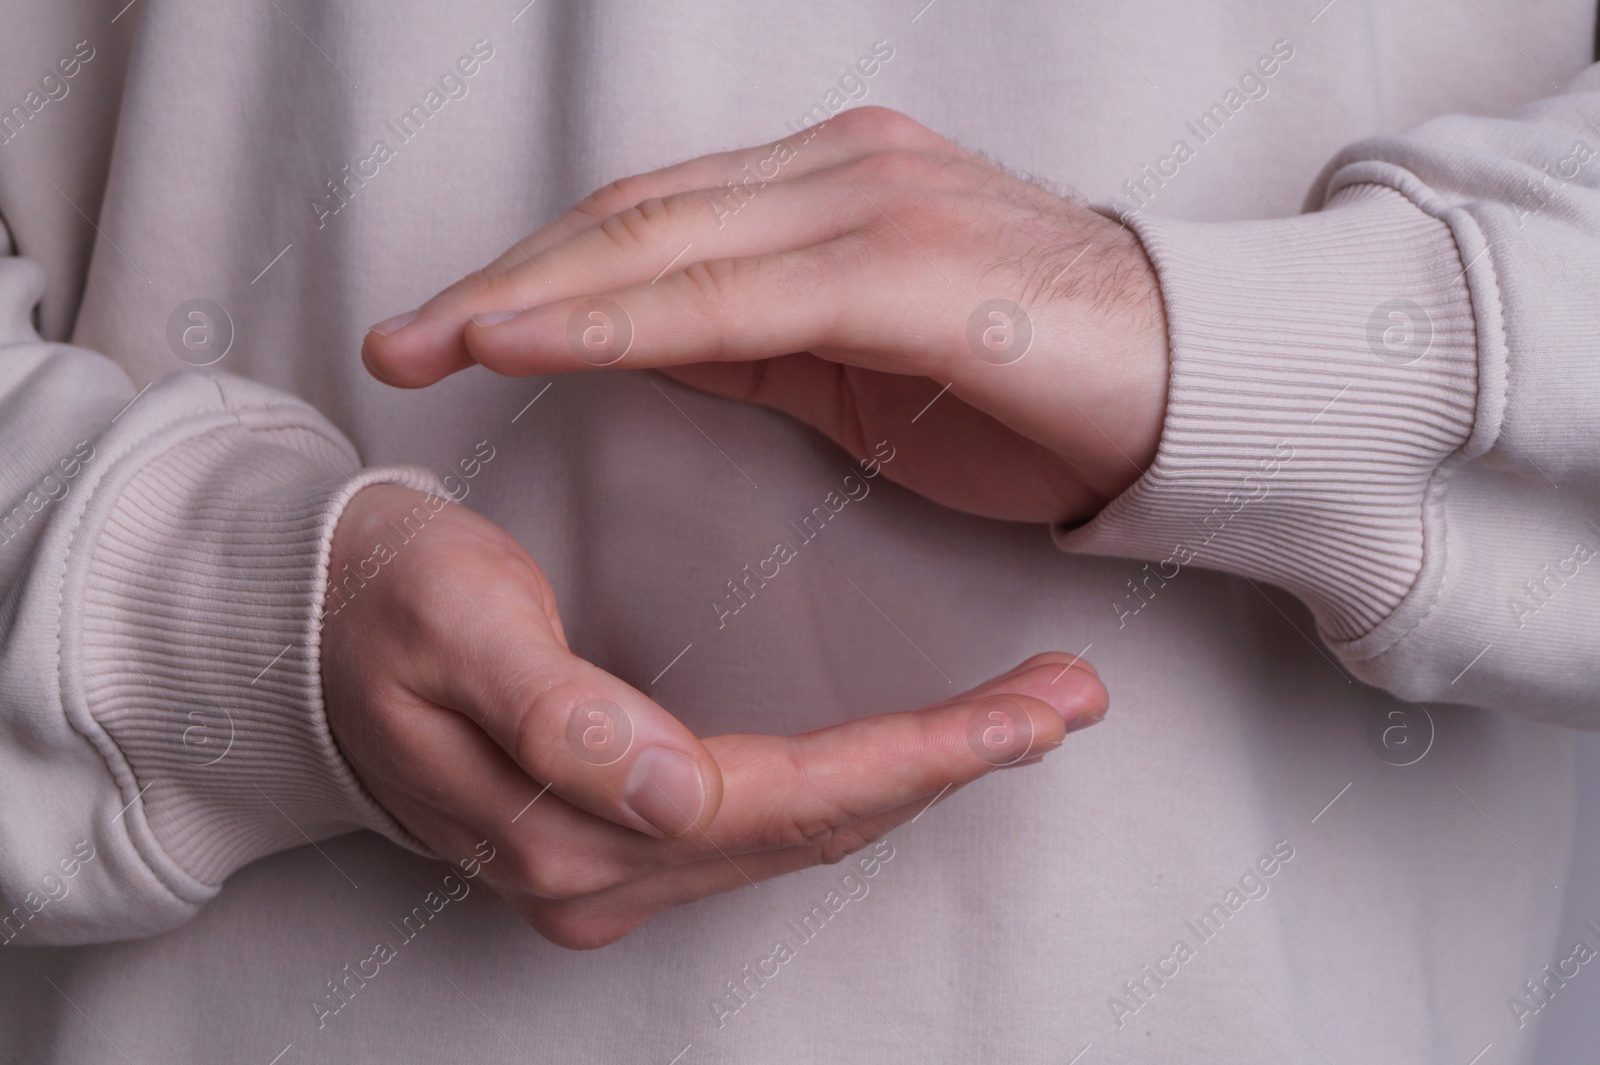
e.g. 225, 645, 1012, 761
321, 485, 1108, 948
363, 107, 1169, 524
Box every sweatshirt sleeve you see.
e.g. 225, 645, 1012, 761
1059, 62, 1600, 727
0, 217, 442, 946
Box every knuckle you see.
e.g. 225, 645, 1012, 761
526, 908, 601, 950
449, 266, 512, 305
514, 681, 584, 778
769, 250, 833, 302
634, 194, 676, 228
781, 810, 836, 849
663, 187, 715, 225
776, 746, 857, 847
818, 230, 875, 281
574, 176, 647, 222
409, 574, 482, 642
832, 106, 928, 146
518, 852, 609, 902
677, 258, 741, 334
598, 196, 673, 251
520, 901, 633, 951
508, 845, 544, 890
815, 820, 881, 866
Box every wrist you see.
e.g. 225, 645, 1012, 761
1105, 213, 1172, 483
1045, 207, 1172, 505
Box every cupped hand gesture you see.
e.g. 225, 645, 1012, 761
322, 485, 1108, 948
363, 107, 1169, 524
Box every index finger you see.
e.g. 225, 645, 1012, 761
361, 108, 952, 387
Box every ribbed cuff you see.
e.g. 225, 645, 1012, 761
1058, 184, 1479, 643
75, 400, 443, 887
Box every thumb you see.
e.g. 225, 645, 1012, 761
417, 585, 723, 840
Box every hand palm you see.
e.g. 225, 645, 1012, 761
662, 354, 1124, 524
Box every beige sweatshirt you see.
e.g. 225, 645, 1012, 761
0, 0, 1597, 1061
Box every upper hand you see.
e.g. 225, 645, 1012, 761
362, 107, 1169, 524
321, 485, 1109, 948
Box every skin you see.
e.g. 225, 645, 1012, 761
334, 107, 1163, 948
323, 486, 1108, 949
362, 106, 1170, 523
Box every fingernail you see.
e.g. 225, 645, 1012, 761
471, 310, 519, 327
1062, 712, 1105, 735
369, 310, 418, 336
623, 748, 705, 836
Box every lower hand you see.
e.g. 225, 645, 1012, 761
321, 485, 1108, 948
363, 107, 1170, 524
